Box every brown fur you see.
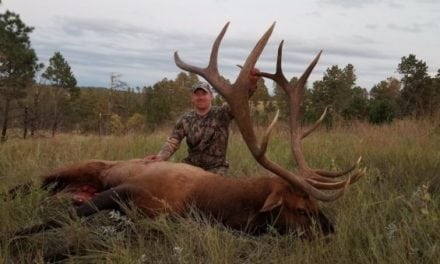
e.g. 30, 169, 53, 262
40, 159, 333, 236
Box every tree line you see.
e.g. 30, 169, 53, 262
1, 10, 439, 141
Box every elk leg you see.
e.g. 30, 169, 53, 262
14, 185, 133, 236
75, 185, 133, 217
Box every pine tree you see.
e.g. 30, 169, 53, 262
42, 51, 77, 136
0, 11, 41, 141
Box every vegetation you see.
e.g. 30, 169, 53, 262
1, 119, 439, 263
1, 10, 439, 141
0, 10, 42, 142
41, 51, 78, 137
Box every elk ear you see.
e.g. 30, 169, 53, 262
259, 191, 283, 212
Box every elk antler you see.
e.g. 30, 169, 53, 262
258, 41, 366, 193
174, 23, 365, 201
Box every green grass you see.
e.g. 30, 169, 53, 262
1, 119, 439, 263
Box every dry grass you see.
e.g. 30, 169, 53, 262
1, 119, 439, 263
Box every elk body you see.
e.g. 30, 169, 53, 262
33, 159, 333, 236
13, 22, 365, 238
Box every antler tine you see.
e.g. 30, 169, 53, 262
301, 107, 328, 139
174, 22, 231, 97
232, 22, 276, 99
259, 110, 280, 157
291, 50, 322, 131
258, 40, 289, 89
313, 156, 362, 178
307, 167, 366, 190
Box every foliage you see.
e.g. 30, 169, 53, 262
250, 78, 271, 106
312, 64, 356, 113
126, 113, 145, 133
42, 52, 77, 93
143, 72, 198, 130
397, 54, 436, 117
109, 114, 124, 135
272, 77, 297, 121
41, 51, 78, 136
430, 69, 440, 117
311, 64, 364, 127
0, 10, 41, 141
369, 100, 395, 124
369, 78, 401, 124
342, 86, 369, 120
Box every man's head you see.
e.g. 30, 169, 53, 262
191, 82, 213, 114
191, 82, 212, 94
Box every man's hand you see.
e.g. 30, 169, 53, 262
250, 68, 260, 84
144, 154, 163, 163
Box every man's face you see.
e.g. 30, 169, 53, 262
191, 89, 213, 111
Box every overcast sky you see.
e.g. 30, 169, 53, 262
2, 0, 439, 91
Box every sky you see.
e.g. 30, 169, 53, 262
1, 0, 439, 91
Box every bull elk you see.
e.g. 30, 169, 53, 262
12, 22, 365, 238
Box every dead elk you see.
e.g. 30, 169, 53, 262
17, 159, 334, 236
11, 22, 365, 239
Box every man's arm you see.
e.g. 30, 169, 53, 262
144, 118, 185, 162
156, 137, 181, 160
144, 137, 180, 162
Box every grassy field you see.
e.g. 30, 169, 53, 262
1, 119, 439, 263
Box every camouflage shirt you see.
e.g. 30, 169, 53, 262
158, 105, 233, 170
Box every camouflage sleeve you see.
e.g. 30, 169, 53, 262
157, 137, 181, 160
157, 117, 186, 160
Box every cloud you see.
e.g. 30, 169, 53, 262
318, 0, 383, 8
388, 23, 424, 33
389, 19, 439, 34
7, 0, 437, 91
30, 14, 400, 90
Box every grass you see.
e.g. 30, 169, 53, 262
1, 119, 439, 263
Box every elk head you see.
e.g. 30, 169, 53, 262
174, 22, 366, 230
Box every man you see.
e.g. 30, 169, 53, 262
145, 69, 259, 175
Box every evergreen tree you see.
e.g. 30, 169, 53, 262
311, 64, 359, 126
272, 78, 296, 121
144, 79, 174, 129
368, 77, 401, 124
42, 51, 78, 136
0, 11, 41, 141
173, 72, 197, 115
397, 54, 433, 117
432, 69, 440, 117
342, 86, 369, 121
250, 78, 270, 107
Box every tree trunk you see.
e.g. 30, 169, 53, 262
1, 99, 10, 142
23, 106, 29, 139
51, 115, 58, 137
30, 87, 41, 136
52, 93, 59, 137
98, 112, 103, 137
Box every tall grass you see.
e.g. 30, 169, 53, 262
1, 119, 439, 263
